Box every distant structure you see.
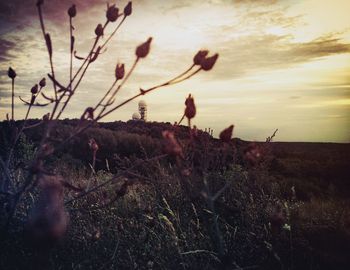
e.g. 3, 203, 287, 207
132, 112, 141, 120
138, 100, 147, 121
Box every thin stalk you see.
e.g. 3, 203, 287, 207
37, 4, 58, 101
98, 67, 202, 120
97, 58, 139, 118
94, 79, 118, 111
69, 16, 73, 91
100, 16, 126, 50
11, 78, 14, 121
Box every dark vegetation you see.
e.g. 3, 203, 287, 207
1, 120, 349, 270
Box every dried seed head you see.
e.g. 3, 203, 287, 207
162, 130, 183, 158
136, 37, 152, 58
219, 125, 234, 143
193, 50, 209, 66
106, 4, 119, 22
184, 94, 196, 120
68, 4, 76, 18
31, 84, 39, 95
201, 53, 219, 71
124, 2, 132, 17
8, 67, 16, 79
39, 78, 46, 88
95, 23, 104, 37
115, 63, 125, 80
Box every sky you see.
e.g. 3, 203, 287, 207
0, 0, 349, 142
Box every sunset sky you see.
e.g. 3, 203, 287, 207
0, 0, 349, 142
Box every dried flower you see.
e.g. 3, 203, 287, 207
8, 67, 16, 79
201, 53, 219, 71
136, 37, 152, 58
184, 94, 196, 120
39, 77, 46, 88
95, 23, 104, 37
115, 63, 125, 80
162, 130, 183, 158
68, 4, 76, 18
31, 84, 39, 95
124, 2, 132, 16
193, 50, 209, 66
219, 125, 234, 143
106, 4, 119, 22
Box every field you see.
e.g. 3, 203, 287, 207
1, 120, 349, 270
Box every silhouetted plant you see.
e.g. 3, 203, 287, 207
0, 0, 219, 248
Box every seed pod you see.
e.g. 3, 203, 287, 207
31, 84, 39, 94
8, 67, 16, 79
201, 53, 219, 71
193, 50, 208, 66
68, 4, 76, 18
124, 2, 132, 17
95, 23, 104, 37
136, 37, 152, 58
219, 125, 234, 143
45, 33, 52, 58
39, 78, 46, 88
106, 4, 119, 22
184, 94, 196, 120
115, 63, 125, 80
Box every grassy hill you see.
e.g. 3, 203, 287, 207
0, 120, 349, 269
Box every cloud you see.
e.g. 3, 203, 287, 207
0, 38, 16, 61
212, 34, 350, 80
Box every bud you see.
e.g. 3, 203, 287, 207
162, 130, 183, 158
115, 63, 125, 80
136, 37, 152, 58
39, 77, 46, 88
31, 84, 39, 95
193, 50, 208, 66
124, 2, 132, 17
106, 4, 119, 22
219, 125, 234, 143
8, 67, 16, 79
184, 94, 196, 119
95, 23, 104, 37
201, 53, 219, 71
68, 4, 76, 18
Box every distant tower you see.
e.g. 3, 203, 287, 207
138, 100, 147, 121
132, 112, 141, 121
